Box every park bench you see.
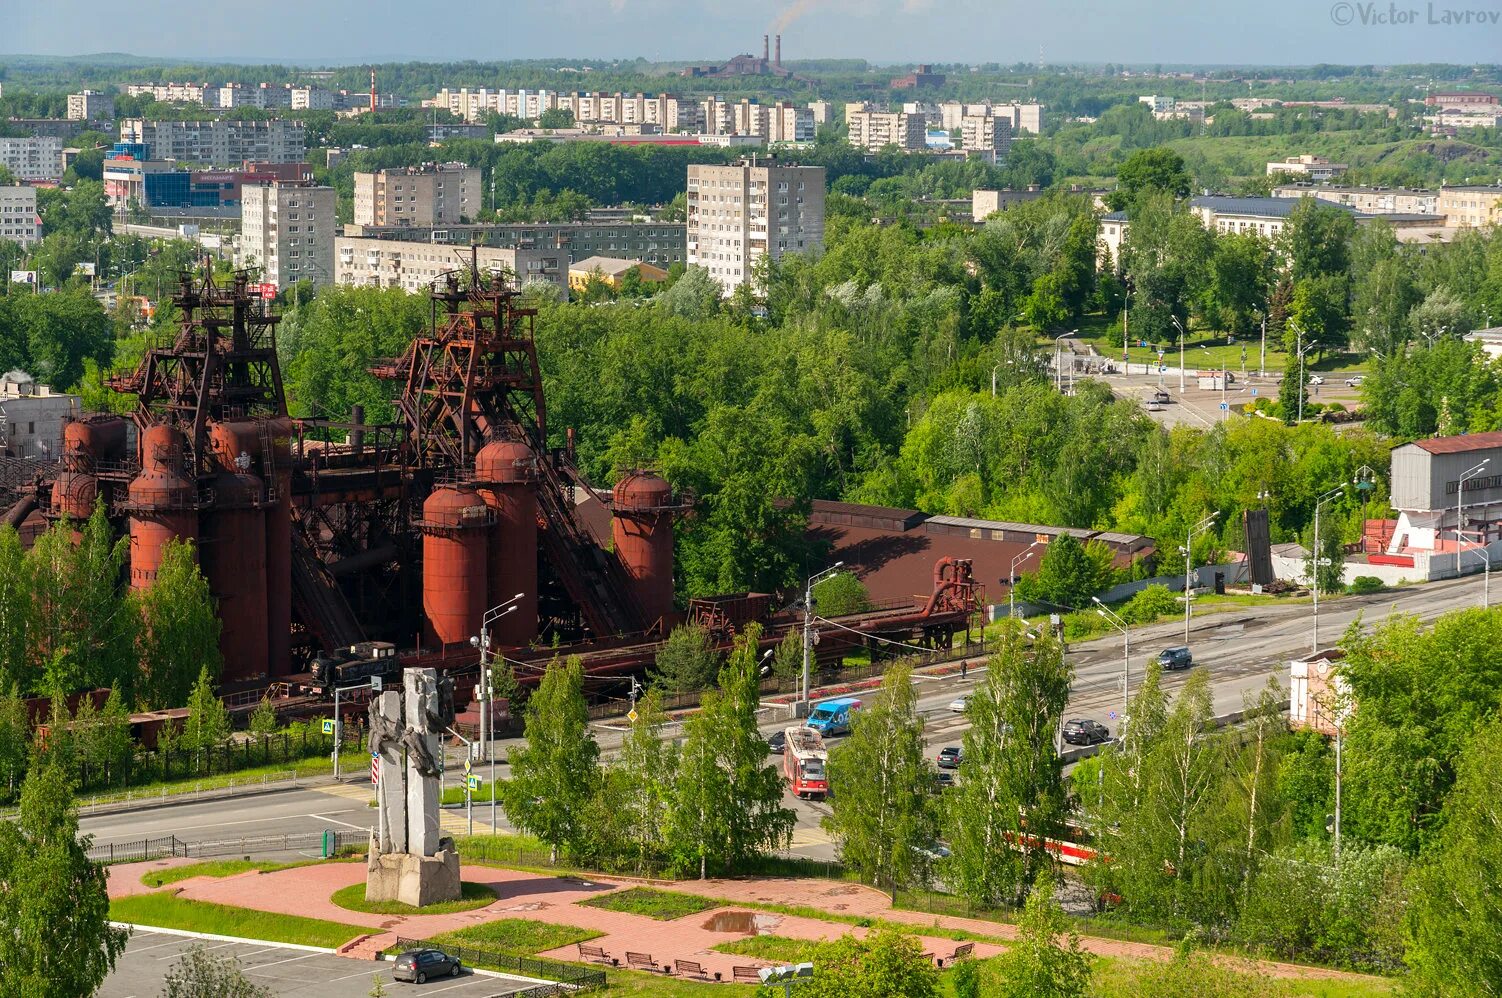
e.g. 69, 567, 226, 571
577, 943, 611, 964
674, 959, 710, 979
625, 951, 658, 972
732, 966, 763, 983
950, 942, 975, 961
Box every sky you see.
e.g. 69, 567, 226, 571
9, 0, 1502, 67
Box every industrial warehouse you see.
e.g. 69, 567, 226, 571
0, 265, 987, 717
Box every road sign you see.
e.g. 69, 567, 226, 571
1250, 388, 1259, 396
627, 709, 639, 723
370, 676, 382, 692
464, 759, 472, 776
1219, 402, 1229, 411
1157, 350, 1165, 359
321, 718, 334, 735
370, 753, 380, 786
1109, 711, 1118, 720
467, 776, 480, 791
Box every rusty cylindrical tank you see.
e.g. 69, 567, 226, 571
475, 440, 537, 646
50, 421, 101, 534
201, 469, 269, 684
612, 471, 676, 629
128, 424, 198, 590
421, 485, 490, 649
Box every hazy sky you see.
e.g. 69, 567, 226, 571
9, 0, 1502, 66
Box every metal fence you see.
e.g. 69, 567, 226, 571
87, 828, 368, 864
393, 937, 605, 991
72, 770, 299, 816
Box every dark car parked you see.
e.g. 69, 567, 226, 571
1062, 718, 1111, 746
393, 948, 462, 984
1156, 646, 1193, 671
937, 746, 962, 769
766, 729, 787, 754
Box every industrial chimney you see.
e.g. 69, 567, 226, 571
369, 68, 376, 113
763, 34, 770, 67
775, 35, 782, 70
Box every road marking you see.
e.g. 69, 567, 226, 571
93, 805, 368, 836
326, 966, 394, 982
307, 812, 370, 831
157, 939, 238, 959
122, 938, 188, 954
421, 979, 485, 995
244, 953, 320, 973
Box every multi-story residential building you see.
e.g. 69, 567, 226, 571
343, 220, 687, 269
1266, 155, 1348, 181
352, 163, 481, 228
958, 114, 1012, 158
939, 100, 1042, 136
290, 86, 333, 111
1439, 185, 1502, 228
334, 236, 564, 295
125, 82, 214, 104
686, 160, 826, 295
119, 119, 306, 167
845, 103, 927, 152
0, 187, 39, 247
700, 97, 736, 136
767, 102, 815, 144
1425, 109, 1502, 130
1271, 184, 1440, 215
0, 136, 64, 181
67, 90, 114, 121
808, 101, 833, 126
1138, 95, 1176, 113
237, 182, 335, 290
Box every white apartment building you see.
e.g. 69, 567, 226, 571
335, 236, 565, 295
67, 90, 114, 121
1266, 155, 1348, 181
291, 86, 333, 111
125, 82, 214, 104
686, 160, 826, 295
959, 114, 1012, 157
0, 136, 64, 181
767, 102, 815, 144
237, 183, 335, 291
353, 164, 481, 227
0, 187, 40, 247
1271, 184, 1440, 215
845, 103, 927, 152
941, 101, 1043, 135
120, 119, 306, 167
1439, 186, 1502, 228
808, 101, 833, 126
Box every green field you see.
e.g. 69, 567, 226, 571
430, 918, 602, 954
579, 886, 720, 921
138, 858, 342, 888
330, 880, 497, 916
110, 892, 368, 949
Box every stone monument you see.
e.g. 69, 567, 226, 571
365, 667, 462, 906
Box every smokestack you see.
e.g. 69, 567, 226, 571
775, 35, 782, 69
763, 35, 769, 66
369, 68, 376, 113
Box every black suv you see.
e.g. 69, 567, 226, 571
393, 948, 462, 984
937, 746, 962, 769
1156, 646, 1193, 671
1062, 718, 1110, 746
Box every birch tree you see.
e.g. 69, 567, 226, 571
501, 656, 600, 863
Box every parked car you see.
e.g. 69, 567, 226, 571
1156, 646, 1194, 671
1345, 375, 1365, 387
1308, 375, 1325, 386
934, 769, 956, 790
912, 840, 952, 861
393, 949, 463, 984
949, 694, 971, 713
937, 746, 963, 769
766, 729, 787, 754
1062, 718, 1111, 746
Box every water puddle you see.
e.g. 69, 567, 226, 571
701, 910, 783, 935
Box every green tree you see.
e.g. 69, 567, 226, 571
1405, 718, 1502, 995
160, 944, 273, 997
1107, 147, 1192, 211
666, 625, 792, 877
1205, 230, 1273, 336
96, 685, 133, 787
26, 506, 134, 696
759, 928, 939, 998
183, 664, 230, 759
592, 688, 678, 872
0, 686, 29, 798
0, 526, 32, 694
0, 761, 128, 996
810, 571, 873, 617
823, 661, 938, 890
948, 622, 1072, 907
248, 696, 279, 736
1018, 534, 1115, 611
1280, 199, 1356, 282
502, 656, 599, 862
134, 539, 221, 709
770, 628, 801, 687
992, 874, 1092, 998
1288, 274, 1350, 356
650, 622, 720, 693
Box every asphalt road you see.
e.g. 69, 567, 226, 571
86, 572, 1489, 864
99, 929, 529, 997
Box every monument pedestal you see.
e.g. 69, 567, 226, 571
365, 832, 462, 908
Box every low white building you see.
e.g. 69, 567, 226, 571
0, 372, 79, 460
1266, 155, 1348, 181
335, 235, 566, 296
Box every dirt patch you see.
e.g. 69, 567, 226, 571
701, 910, 784, 935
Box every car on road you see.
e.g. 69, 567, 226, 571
934, 770, 956, 790
393, 948, 463, 984
1156, 646, 1194, 671
1062, 718, 1111, 746
1345, 375, 1365, 387
949, 694, 971, 713
1308, 375, 1325, 386
766, 729, 787, 754
912, 840, 952, 861
1146, 400, 1165, 413
937, 746, 962, 769
1152, 389, 1172, 405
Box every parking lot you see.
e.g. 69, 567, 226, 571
100, 929, 534, 997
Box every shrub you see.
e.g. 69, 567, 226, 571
1348, 576, 1384, 595
1121, 584, 1180, 624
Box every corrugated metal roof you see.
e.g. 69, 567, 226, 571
925, 515, 1095, 538
1411, 431, 1502, 454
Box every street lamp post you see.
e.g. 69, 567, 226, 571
471, 593, 525, 833
1311, 485, 1344, 653
1053, 330, 1077, 393
801, 563, 844, 716
1092, 597, 1130, 723
1171, 315, 1187, 392
1293, 325, 1317, 424
1458, 459, 1490, 600
1009, 540, 1045, 619
1183, 513, 1217, 645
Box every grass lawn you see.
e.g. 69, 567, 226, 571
110, 891, 368, 949
441, 781, 497, 805
712, 934, 822, 963
580, 887, 719, 921
138, 858, 340, 888
330, 880, 496, 915
73, 746, 370, 810
430, 918, 602, 954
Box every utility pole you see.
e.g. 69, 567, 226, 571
1093, 597, 1130, 724
801, 563, 843, 716
1009, 541, 1043, 618
1184, 513, 1217, 645
1311, 484, 1344, 653
472, 595, 524, 834
1459, 460, 1489, 600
